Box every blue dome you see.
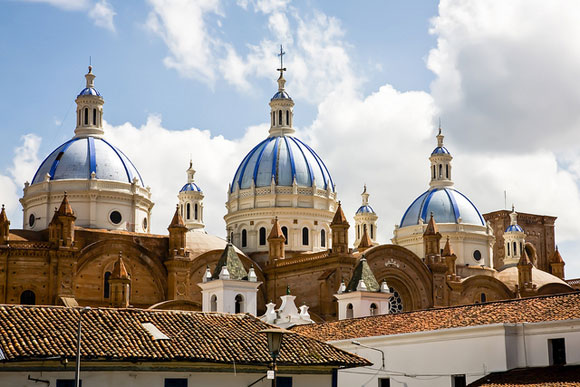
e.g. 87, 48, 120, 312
231, 135, 334, 193
505, 224, 524, 233
271, 90, 292, 100
400, 187, 484, 227
78, 87, 101, 97
32, 136, 144, 186
180, 182, 202, 192
431, 146, 450, 155
356, 205, 375, 214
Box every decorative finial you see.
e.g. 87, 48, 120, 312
286, 284, 291, 295
64, 191, 68, 197
277, 45, 286, 78
512, 204, 515, 212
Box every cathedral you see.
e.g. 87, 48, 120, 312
0, 62, 573, 322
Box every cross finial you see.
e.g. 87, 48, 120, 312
277, 45, 286, 77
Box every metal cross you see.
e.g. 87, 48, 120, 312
277, 45, 286, 76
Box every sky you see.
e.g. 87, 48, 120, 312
2, 0, 580, 278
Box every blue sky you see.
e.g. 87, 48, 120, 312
2, 0, 580, 278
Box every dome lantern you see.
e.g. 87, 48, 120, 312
268, 45, 295, 137
74, 66, 105, 138
429, 126, 453, 189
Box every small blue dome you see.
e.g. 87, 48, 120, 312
78, 87, 101, 97
180, 182, 202, 192
400, 187, 484, 227
231, 135, 334, 193
356, 205, 375, 215
431, 146, 450, 155
505, 224, 524, 233
32, 136, 144, 186
271, 90, 292, 100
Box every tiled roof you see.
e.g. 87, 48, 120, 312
468, 365, 580, 386
346, 257, 380, 292
0, 304, 369, 368
212, 242, 248, 280
292, 292, 580, 342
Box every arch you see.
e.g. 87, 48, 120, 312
281, 226, 288, 245
346, 303, 353, 319
84, 107, 88, 125
321, 229, 326, 248
259, 227, 266, 246
460, 275, 513, 304
507, 242, 510, 256
210, 294, 217, 312
513, 242, 517, 256
148, 299, 201, 311
286, 110, 289, 125
93, 108, 96, 125
446, 164, 449, 178
432, 165, 436, 179
242, 229, 247, 247
235, 294, 244, 313
365, 244, 433, 311
370, 303, 377, 316
20, 290, 36, 305
537, 283, 574, 295
278, 110, 282, 126
480, 293, 487, 303
524, 242, 538, 266
104, 271, 112, 298
302, 227, 309, 245
439, 164, 442, 177
194, 203, 198, 220
186, 203, 191, 220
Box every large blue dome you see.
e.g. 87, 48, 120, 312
32, 136, 144, 186
230, 135, 334, 193
400, 187, 484, 227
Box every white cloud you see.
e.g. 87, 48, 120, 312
22, 0, 116, 31
8, 134, 41, 190
89, 0, 116, 32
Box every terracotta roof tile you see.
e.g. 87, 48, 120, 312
468, 365, 580, 386
293, 292, 580, 342
0, 305, 369, 368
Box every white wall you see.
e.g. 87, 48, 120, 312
333, 320, 580, 387
1, 370, 330, 387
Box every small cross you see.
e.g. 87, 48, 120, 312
277, 45, 286, 76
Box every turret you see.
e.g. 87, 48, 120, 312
74, 66, 105, 138
335, 256, 391, 319
0, 205, 10, 245
177, 161, 205, 231
48, 193, 76, 248
357, 226, 373, 253
354, 185, 378, 248
517, 249, 534, 294
331, 202, 350, 254
167, 205, 187, 256
503, 205, 526, 267
109, 252, 131, 308
423, 213, 442, 263
268, 217, 285, 262
550, 246, 565, 280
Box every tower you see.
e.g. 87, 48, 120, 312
429, 127, 453, 188
74, 66, 105, 138
178, 161, 205, 231
198, 243, 261, 315
167, 205, 187, 256
109, 252, 131, 308
353, 185, 378, 248
503, 206, 526, 267
331, 202, 350, 254
335, 256, 391, 320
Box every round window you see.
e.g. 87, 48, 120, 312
28, 214, 35, 228
143, 217, 148, 231
473, 250, 482, 261
109, 210, 122, 225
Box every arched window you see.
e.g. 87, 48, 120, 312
230, 232, 234, 244
20, 290, 35, 305
513, 242, 517, 256
242, 229, 247, 247
357, 225, 360, 240
370, 224, 374, 239
281, 226, 288, 245
235, 294, 244, 313
93, 108, 96, 125
321, 229, 326, 248
480, 293, 487, 303
104, 271, 112, 298
194, 203, 198, 220
186, 203, 191, 219
279, 110, 282, 126
446, 164, 449, 178
346, 303, 353, 319
439, 164, 442, 177
370, 303, 377, 316
210, 295, 217, 312
286, 110, 289, 125
302, 227, 309, 245
84, 107, 88, 125
432, 165, 436, 179
507, 243, 510, 256
259, 227, 266, 246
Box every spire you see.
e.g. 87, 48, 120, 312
424, 212, 439, 235
357, 227, 373, 251
269, 45, 295, 137
509, 205, 518, 226
436, 127, 444, 148
111, 251, 130, 280
551, 246, 564, 264
0, 204, 7, 223
518, 248, 532, 266
442, 236, 453, 257
168, 205, 186, 229
331, 201, 349, 225
345, 256, 380, 292
187, 160, 196, 183
268, 217, 285, 240
212, 242, 248, 280
56, 192, 74, 217
0, 204, 10, 245
74, 66, 105, 138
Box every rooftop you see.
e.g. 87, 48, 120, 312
468, 365, 580, 387
292, 292, 580, 342
0, 304, 368, 368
